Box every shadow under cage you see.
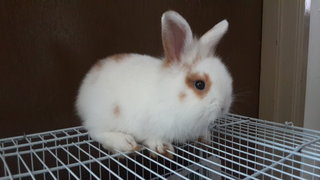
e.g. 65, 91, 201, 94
1, 114, 320, 180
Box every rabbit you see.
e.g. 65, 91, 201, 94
76, 10, 233, 158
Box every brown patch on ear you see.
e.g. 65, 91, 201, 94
162, 58, 171, 67
113, 105, 120, 117
185, 73, 212, 99
179, 92, 187, 102
109, 53, 130, 62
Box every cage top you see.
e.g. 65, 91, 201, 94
1, 114, 320, 180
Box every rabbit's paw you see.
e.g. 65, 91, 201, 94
145, 140, 174, 159
100, 132, 139, 152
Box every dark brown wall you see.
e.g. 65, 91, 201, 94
0, 0, 262, 138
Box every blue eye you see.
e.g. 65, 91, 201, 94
194, 80, 205, 90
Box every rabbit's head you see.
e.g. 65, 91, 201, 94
161, 11, 233, 123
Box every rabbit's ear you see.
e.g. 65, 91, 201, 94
161, 11, 193, 64
199, 20, 228, 57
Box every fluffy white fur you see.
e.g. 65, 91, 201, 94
76, 11, 233, 154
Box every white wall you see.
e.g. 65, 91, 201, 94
259, 1, 309, 126
304, 0, 320, 130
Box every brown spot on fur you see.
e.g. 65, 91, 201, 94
162, 58, 173, 68
109, 53, 129, 62
185, 73, 212, 99
132, 145, 142, 151
90, 59, 106, 72
151, 144, 174, 159
162, 150, 174, 159
91, 53, 129, 72
113, 105, 120, 117
163, 54, 201, 69
179, 92, 187, 102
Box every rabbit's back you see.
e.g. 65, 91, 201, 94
76, 54, 163, 135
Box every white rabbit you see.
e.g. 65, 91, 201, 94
76, 10, 233, 158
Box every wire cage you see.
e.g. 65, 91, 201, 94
1, 114, 320, 180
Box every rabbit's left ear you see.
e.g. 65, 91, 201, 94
199, 20, 228, 57
161, 11, 193, 64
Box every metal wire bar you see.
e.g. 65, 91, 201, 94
214, 120, 251, 128
75, 142, 124, 180
16, 154, 36, 180
220, 121, 320, 157
222, 118, 316, 146
2, 146, 100, 179
0, 126, 82, 143
206, 134, 320, 176
1, 132, 89, 152
1, 114, 320, 180
2, 139, 92, 157
218, 121, 299, 148
300, 147, 320, 158
59, 146, 100, 180
46, 148, 80, 180
245, 138, 320, 179
29, 149, 57, 180
215, 122, 318, 156
188, 142, 279, 180
229, 114, 320, 137
161, 150, 212, 180
145, 147, 214, 180
114, 150, 167, 180
0, 156, 13, 180
174, 145, 246, 180
134, 150, 189, 180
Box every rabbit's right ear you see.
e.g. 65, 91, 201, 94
199, 20, 228, 57
161, 11, 193, 65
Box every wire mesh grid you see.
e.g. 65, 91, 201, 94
1, 114, 320, 180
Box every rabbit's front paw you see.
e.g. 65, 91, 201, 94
100, 132, 139, 152
145, 140, 174, 159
